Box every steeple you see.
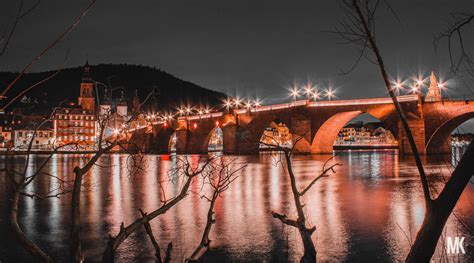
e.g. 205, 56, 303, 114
117, 89, 128, 116
425, 71, 442, 102
118, 90, 127, 106
78, 61, 95, 112
132, 89, 140, 112
99, 86, 112, 116
81, 60, 93, 84
102, 87, 111, 105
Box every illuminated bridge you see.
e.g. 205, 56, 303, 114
126, 93, 474, 155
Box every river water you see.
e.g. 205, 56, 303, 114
0, 150, 473, 262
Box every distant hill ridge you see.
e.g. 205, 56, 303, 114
0, 63, 227, 113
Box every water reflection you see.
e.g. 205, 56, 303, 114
0, 151, 472, 262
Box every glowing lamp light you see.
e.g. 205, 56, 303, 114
312, 90, 321, 100
186, 107, 192, 114
113, 128, 119, 135
245, 101, 252, 108
304, 85, 314, 98
215, 120, 220, 126
325, 88, 336, 100
394, 81, 403, 90
234, 97, 241, 107
410, 86, 419, 94
254, 99, 261, 107
224, 98, 233, 110
193, 123, 198, 129
438, 82, 446, 89
163, 122, 168, 127
289, 85, 300, 100
198, 110, 203, 115
205, 108, 210, 114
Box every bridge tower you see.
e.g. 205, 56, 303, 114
425, 71, 442, 102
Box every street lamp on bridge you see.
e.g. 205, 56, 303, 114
253, 98, 262, 107
312, 89, 321, 101
304, 84, 314, 100
324, 87, 336, 100
289, 86, 300, 101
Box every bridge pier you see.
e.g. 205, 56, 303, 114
222, 124, 238, 154
175, 129, 188, 154
399, 117, 426, 155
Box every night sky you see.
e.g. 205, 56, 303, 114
1, 0, 474, 130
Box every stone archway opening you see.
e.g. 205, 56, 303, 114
206, 126, 224, 152
259, 121, 293, 151
334, 113, 398, 150
426, 112, 474, 155
168, 132, 177, 153
311, 111, 398, 154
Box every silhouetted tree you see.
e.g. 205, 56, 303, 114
336, 1, 474, 261
1, 2, 97, 260
261, 136, 339, 262
101, 156, 215, 262
187, 157, 245, 262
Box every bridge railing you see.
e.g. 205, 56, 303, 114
139, 95, 422, 124
234, 100, 308, 114
177, 112, 223, 121
308, 94, 418, 107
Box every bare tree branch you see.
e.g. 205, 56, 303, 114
1, 0, 97, 99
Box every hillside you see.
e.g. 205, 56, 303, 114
0, 64, 227, 114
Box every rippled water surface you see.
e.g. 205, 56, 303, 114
0, 151, 473, 262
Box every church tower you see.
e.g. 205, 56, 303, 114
132, 89, 140, 113
117, 90, 128, 116
99, 87, 111, 116
78, 61, 96, 112
425, 71, 442, 102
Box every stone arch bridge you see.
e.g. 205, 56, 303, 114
128, 94, 474, 155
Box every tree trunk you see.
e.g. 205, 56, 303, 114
102, 170, 197, 263
188, 191, 218, 262
198, 191, 217, 247
298, 225, 317, 263
406, 141, 474, 262
10, 187, 53, 262
284, 151, 317, 262
405, 204, 448, 262
70, 168, 83, 262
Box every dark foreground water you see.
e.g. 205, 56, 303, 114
0, 151, 473, 262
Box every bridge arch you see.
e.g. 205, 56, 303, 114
239, 115, 311, 153
310, 110, 398, 154
426, 111, 474, 154
311, 111, 362, 154
202, 126, 224, 153
168, 131, 177, 153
